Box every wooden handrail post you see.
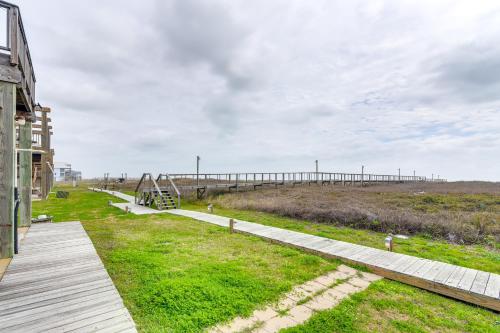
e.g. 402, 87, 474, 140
229, 219, 235, 234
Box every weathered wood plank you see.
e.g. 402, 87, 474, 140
433, 263, 457, 284
484, 273, 500, 299
457, 269, 478, 291
444, 266, 467, 288
0, 222, 137, 332
0, 290, 123, 327
0, 270, 110, 298
470, 271, 490, 295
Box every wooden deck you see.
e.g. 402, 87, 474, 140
0, 222, 137, 332
165, 210, 500, 312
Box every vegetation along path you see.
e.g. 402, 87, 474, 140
101, 189, 500, 312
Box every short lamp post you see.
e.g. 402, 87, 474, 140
385, 235, 393, 251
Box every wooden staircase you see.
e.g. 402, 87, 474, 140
135, 173, 180, 210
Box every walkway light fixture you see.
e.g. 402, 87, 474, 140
385, 235, 393, 251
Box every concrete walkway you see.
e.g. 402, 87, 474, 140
0, 222, 137, 332
89, 188, 164, 215
98, 188, 500, 311
210, 265, 382, 333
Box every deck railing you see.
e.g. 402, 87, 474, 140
0, 1, 36, 111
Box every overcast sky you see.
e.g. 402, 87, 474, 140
12, 0, 500, 180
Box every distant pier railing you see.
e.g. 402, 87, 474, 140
162, 172, 446, 198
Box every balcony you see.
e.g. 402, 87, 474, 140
0, 1, 36, 116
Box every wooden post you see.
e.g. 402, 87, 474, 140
40, 109, 49, 199
196, 155, 200, 186
18, 119, 32, 227
0, 82, 16, 258
229, 218, 235, 234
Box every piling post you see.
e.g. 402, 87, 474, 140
0, 82, 16, 258
18, 118, 32, 227
40, 109, 49, 199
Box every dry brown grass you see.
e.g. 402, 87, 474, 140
212, 182, 500, 245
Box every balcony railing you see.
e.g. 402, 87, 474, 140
0, 1, 36, 112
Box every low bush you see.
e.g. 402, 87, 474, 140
213, 184, 500, 245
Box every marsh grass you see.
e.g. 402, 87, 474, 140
210, 183, 500, 245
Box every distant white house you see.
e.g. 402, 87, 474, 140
54, 162, 82, 181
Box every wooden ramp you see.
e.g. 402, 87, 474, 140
0, 222, 137, 332
165, 210, 500, 312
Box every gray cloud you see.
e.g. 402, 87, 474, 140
10, 0, 500, 180
434, 44, 500, 103
155, 0, 254, 91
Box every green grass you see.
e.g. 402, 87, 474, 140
184, 202, 500, 274
281, 279, 499, 333
32, 187, 130, 222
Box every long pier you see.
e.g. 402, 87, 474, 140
155, 171, 446, 199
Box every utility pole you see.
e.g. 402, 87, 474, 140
196, 156, 200, 186
361, 165, 364, 187
315, 160, 318, 182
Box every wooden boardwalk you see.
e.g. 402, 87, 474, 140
0, 222, 137, 332
165, 210, 500, 312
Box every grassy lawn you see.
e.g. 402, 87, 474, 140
31, 187, 499, 332
33, 187, 338, 332
184, 202, 500, 274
